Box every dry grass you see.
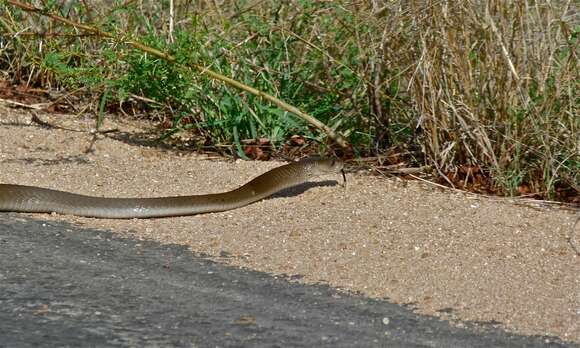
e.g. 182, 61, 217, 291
401, 1, 578, 198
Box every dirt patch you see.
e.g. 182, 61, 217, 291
1, 106, 578, 342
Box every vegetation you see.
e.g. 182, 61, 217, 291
0, 0, 578, 201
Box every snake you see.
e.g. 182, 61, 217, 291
0, 157, 345, 219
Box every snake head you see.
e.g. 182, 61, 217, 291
299, 157, 346, 187
313, 157, 344, 174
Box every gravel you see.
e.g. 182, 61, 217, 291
1, 106, 578, 343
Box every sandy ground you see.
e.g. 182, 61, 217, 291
1, 105, 578, 343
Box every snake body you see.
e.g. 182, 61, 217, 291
0, 157, 344, 219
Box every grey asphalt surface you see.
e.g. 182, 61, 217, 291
0, 215, 574, 348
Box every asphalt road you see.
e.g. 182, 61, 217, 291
0, 215, 573, 347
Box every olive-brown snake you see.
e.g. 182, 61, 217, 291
0, 157, 344, 219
